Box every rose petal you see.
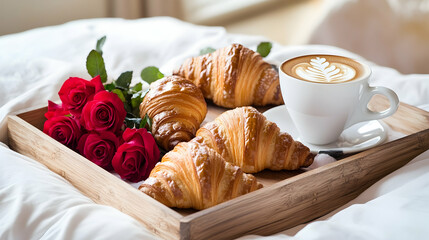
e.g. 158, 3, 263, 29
81, 91, 126, 134
58, 77, 100, 117
44, 116, 82, 150
90, 75, 105, 93
77, 131, 119, 171
112, 128, 159, 182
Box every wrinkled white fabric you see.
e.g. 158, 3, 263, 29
0, 144, 157, 240
239, 150, 429, 240
0, 17, 428, 240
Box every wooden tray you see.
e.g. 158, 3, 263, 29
7, 96, 429, 240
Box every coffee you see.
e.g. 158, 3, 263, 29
280, 53, 398, 145
281, 55, 367, 84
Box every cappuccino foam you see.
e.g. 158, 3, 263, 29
282, 55, 367, 83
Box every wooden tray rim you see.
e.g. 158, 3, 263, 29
6, 100, 429, 240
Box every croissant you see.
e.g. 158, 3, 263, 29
173, 43, 283, 108
195, 106, 315, 173
139, 140, 262, 210
139, 76, 207, 151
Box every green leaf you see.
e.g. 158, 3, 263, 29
131, 82, 143, 92
199, 47, 216, 55
256, 42, 272, 57
111, 89, 126, 103
124, 103, 133, 114
124, 115, 152, 129
116, 71, 133, 89
141, 66, 164, 84
104, 82, 115, 91
96, 36, 106, 55
140, 89, 149, 100
86, 50, 108, 83
131, 91, 143, 109
125, 117, 142, 128
140, 114, 152, 130
126, 111, 138, 118
132, 107, 140, 118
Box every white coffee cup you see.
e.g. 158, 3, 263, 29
279, 54, 399, 145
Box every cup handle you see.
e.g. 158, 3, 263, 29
345, 85, 399, 129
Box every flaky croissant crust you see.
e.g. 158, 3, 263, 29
196, 106, 314, 173
139, 76, 207, 150
139, 140, 262, 210
174, 43, 283, 108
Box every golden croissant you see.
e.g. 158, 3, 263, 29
139, 140, 262, 210
139, 76, 207, 151
195, 106, 315, 173
173, 43, 283, 108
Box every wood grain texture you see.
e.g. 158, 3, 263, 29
368, 94, 429, 135
7, 114, 183, 240
6, 96, 429, 240
181, 128, 429, 239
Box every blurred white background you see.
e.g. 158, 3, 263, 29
1, 0, 428, 74
0, 0, 322, 45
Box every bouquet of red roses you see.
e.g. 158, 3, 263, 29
43, 37, 163, 183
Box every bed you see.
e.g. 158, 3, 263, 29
1, 13, 429, 240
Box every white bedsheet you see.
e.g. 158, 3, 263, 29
1, 17, 429, 240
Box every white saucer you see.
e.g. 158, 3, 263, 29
263, 105, 388, 155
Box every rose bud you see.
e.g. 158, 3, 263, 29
77, 131, 120, 171
44, 101, 70, 119
43, 115, 82, 150
58, 75, 104, 117
112, 128, 160, 182
80, 91, 127, 134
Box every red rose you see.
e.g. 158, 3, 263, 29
77, 131, 120, 171
112, 128, 160, 182
80, 91, 126, 134
58, 76, 104, 117
43, 115, 82, 150
44, 101, 70, 119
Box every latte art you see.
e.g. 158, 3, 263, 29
281, 54, 367, 84
294, 57, 356, 83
